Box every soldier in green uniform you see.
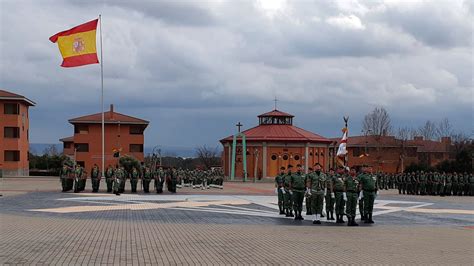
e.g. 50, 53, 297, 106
113, 165, 124, 196
73, 165, 83, 193
439, 172, 446, 196
357, 169, 365, 221
155, 167, 165, 193
419, 171, 427, 195
283, 165, 294, 217
396, 173, 403, 194
143, 167, 152, 193
105, 165, 114, 193
170, 167, 178, 193
305, 167, 313, 215
60, 164, 70, 192
445, 173, 452, 196
306, 163, 326, 224
290, 165, 306, 220
90, 164, 101, 193
452, 172, 459, 196
79, 166, 87, 192
130, 167, 139, 193
469, 173, 474, 196
119, 167, 127, 193
334, 168, 346, 223
463, 173, 470, 196
359, 166, 378, 224
432, 172, 440, 196
344, 168, 359, 226
325, 168, 336, 221
274, 167, 286, 215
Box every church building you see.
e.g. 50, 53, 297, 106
220, 109, 332, 180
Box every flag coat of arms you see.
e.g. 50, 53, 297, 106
49, 19, 99, 67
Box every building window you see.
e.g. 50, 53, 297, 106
76, 161, 85, 167
4, 150, 20, 161
282, 154, 289, 160
74, 125, 89, 134
294, 154, 300, 161
130, 144, 143, 153
4, 103, 19, 115
129, 125, 145, 135
271, 154, 277, 160
406, 148, 417, 157
4, 127, 20, 138
434, 153, 443, 159
64, 142, 72, 149
75, 143, 89, 152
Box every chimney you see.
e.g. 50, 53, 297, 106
414, 136, 423, 141
110, 104, 114, 119
441, 136, 451, 144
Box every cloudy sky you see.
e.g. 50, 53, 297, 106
1, 0, 472, 148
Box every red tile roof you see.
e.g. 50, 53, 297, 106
59, 136, 74, 142
69, 110, 149, 125
221, 124, 331, 143
406, 139, 450, 153
258, 109, 294, 118
0, 89, 36, 106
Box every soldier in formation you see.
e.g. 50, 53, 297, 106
275, 167, 286, 215
90, 164, 101, 193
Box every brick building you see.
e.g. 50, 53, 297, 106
60, 104, 149, 172
328, 135, 454, 173
0, 90, 35, 176
220, 109, 332, 179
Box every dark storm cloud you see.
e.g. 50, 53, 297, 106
0, 0, 472, 147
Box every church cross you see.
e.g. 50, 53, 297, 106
236, 122, 243, 133
273, 96, 278, 110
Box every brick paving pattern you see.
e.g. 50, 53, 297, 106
1, 177, 473, 265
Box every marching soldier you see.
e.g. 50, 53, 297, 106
344, 168, 359, 226
143, 167, 152, 193
118, 167, 126, 193
359, 166, 377, 224
274, 167, 286, 215
334, 168, 346, 223
130, 167, 139, 193
463, 173, 470, 196
290, 165, 306, 220
452, 172, 459, 196
90, 164, 101, 193
306, 163, 326, 224
432, 172, 440, 196
396, 173, 403, 194
283, 165, 294, 217
325, 168, 336, 221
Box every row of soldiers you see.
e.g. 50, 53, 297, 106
275, 164, 378, 226
394, 171, 474, 196
60, 163, 224, 194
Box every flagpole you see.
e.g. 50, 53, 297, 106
99, 14, 105, 178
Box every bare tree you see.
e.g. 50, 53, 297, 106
195, 145, 221, 170
362, 107, 392, 136
397, 127, 412, 140
418, 120, 437, 140
436, 118, 453, 139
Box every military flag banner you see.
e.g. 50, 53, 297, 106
49, 19, 99, 67
336, 127, 348, 167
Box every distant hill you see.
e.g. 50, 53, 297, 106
30, 143, 221, 158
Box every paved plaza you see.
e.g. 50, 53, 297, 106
1, 177, 473, 265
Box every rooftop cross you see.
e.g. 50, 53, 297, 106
236, 122, 243, 133
273, 96, 278, 110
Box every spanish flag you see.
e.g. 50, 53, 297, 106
49, 19, 99, 67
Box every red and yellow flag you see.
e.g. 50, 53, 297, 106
49, 19, 99, 67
